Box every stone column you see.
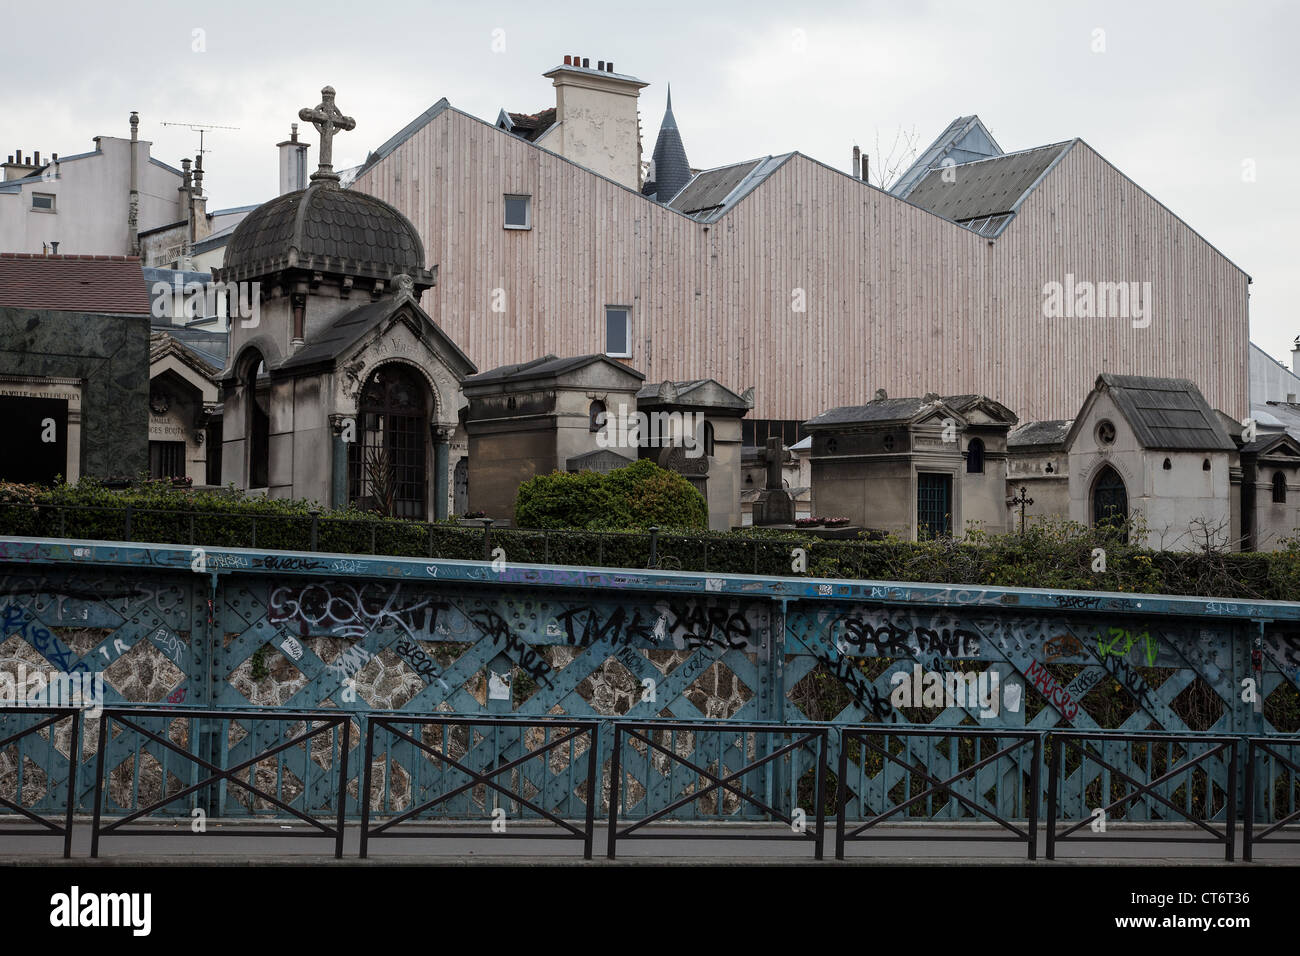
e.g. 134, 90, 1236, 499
433, 425, 450, 520
329, 414, 351, 509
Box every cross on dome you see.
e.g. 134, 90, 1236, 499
298, 86, 356, 186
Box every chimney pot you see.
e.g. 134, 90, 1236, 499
582, 57, 589, 68
598, 60, 605, 70
564, 55, 572, 65
51, 153, 57, 162
33, 151, 39, 165
607, 62, 614, 72
50, 241, 59, 254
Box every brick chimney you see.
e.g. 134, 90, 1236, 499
542, 56, 648, 190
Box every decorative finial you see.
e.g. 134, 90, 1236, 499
298, 86, 355, 187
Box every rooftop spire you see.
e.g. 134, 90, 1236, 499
643, 87, 690, 203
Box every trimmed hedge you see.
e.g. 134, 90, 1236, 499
514, 459, 708, 530
2, 479, 1299, 600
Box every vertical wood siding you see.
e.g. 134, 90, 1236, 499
353, 112, 1249, 422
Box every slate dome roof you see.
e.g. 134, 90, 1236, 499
220, 182, 431, 286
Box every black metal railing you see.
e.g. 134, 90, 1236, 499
1244, 736, 1300, 861
0, 706, 81, 858
89, 708, 352, 859
1046, 731, 1239, 861
0, 501, 860, 575
836, 727, 1042, 860
606, 721, 829, 860
359, 716, 600, 859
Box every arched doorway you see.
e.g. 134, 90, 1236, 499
1092, 465, 1128, 534
239, 349, 270, 489
453, 457, 469, 515
348, 364, 430, 518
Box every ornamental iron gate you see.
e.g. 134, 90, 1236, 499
1, 536, 1299, 834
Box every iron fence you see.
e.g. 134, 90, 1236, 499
359, 715, 600, 859
0, 706, 81, 858
836, 727, 1041, 860
89, 707, 351, 859
0, 501, 847, 574
1046, 731, 1239, 861
606, 720, 829, 860
1244, 736, 1300, 861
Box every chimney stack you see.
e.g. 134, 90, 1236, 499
1292, 335, 1300, 375
3, 149, 42, 181
127, 112, 140, 257
852, 145, 861, 179
544, 56, 647, 190
277, 123, 310, 195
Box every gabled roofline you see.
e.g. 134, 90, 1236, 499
1038, 139, 1251, 280
352, 96, 989, 236
351, 97, 1238, 264
148, 157, 184, 177
891, 115, 1005, 198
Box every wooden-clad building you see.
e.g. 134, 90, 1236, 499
344, 63, 1248, 440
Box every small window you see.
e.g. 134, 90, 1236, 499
504, 194, 530, 229
32, 192, 55, 211
1096, 420, 1116, 446
966, 437, 985, 474
1273, 471, 1287, 504
589, 400, 606, 432
703, 421, 715, 457
1162, 458, 1171, 470
605, 306, 630, 357
1202, 458, 1211, 472
149, 440, 186, 479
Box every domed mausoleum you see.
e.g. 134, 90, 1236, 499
216, 87, 475, 518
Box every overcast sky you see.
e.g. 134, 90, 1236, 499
3, 0, 1296, 362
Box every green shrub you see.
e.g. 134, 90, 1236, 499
513, 470, 615, 529
514, 459, 707, 531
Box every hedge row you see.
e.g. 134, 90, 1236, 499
2, 480, 1299, 600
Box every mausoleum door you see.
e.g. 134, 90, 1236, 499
349, 364, 430, 519
1092, 465, 1128, 538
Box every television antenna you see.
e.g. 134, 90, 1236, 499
158, 121, 240, 160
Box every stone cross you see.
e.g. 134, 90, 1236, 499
760, 436, 784, 491
1011, 485, 1034, 535
299, 86, 355, 185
